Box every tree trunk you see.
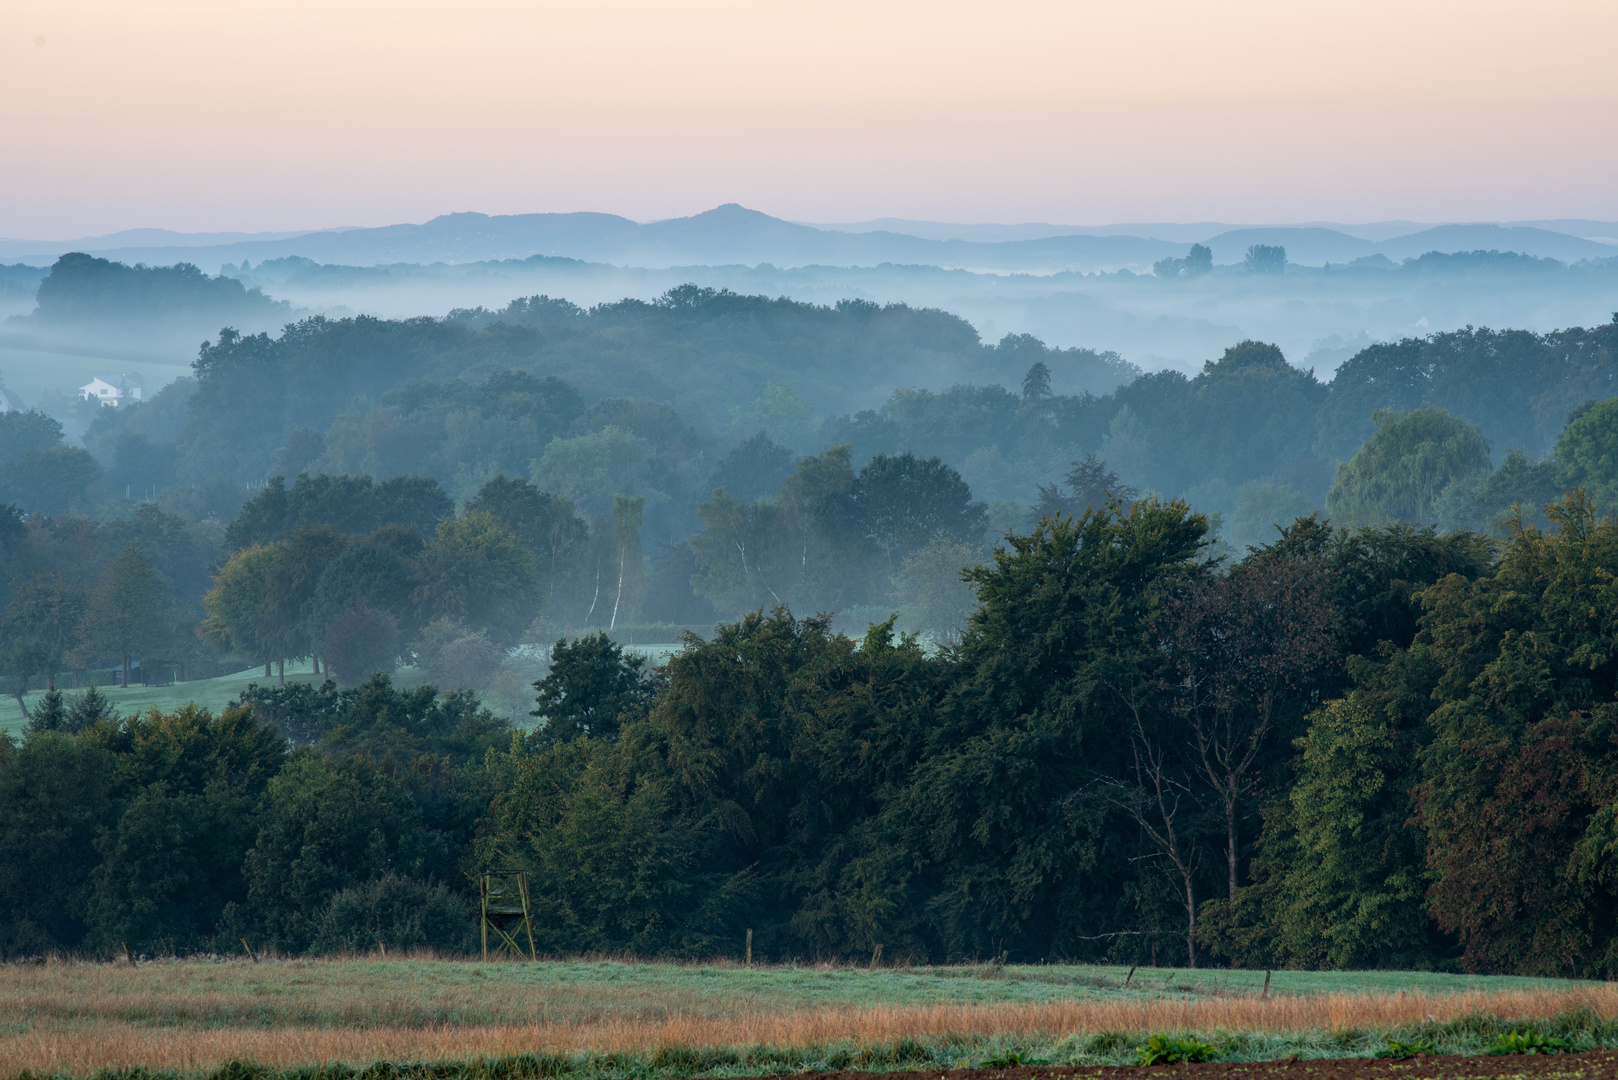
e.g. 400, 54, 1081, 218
12, 691, 29, 721
1184, 875, 1198, 968
265, 660, 272, 677
1227, 795, 1240, 900
610, 551, 625, 629
277, 658, 285, 686
122, 650, 131, 689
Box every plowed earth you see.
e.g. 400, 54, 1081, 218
759, 1053, 1618, 1080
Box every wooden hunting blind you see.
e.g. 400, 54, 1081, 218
478, 871, 537, 960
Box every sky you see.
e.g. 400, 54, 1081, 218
2, 0, 1616, 239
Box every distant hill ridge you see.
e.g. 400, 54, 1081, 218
2, 204, 1614, 273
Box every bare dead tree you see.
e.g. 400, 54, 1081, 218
1107, 676, 1204, 967
1165, 548, 1339, 900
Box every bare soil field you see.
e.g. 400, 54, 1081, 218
772, 1054, 1618, 1080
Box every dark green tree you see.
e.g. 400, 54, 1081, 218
84, 704, 286, 952
414, 511, 540, 646
851, 452, 986, 571
1434, 448, 1563, 536
227, 472, 453, 549
308, 523, 422, 647
1326, 407, 1491, 527
1200, 676, 1437, 970
1032, 454, 1139, 523
1555, 396, 1618, 509
27, 687, 68, 734
321, 601, 399, 688
0, 733, 118, 955
1021, 361, 1052, 403
901, 498, 1210, 961
1413, 493, 1618, 975
1245, 244, 1286, 274
531, 632, 652, 747
241, 752, 450, 951
66, 685, 118, 731
0, 445, 104, 515
0, 573, 88, 705
77, 544, 165, 688
709, 432, 796, 504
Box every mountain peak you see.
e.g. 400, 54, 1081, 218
690, 203, 776, 221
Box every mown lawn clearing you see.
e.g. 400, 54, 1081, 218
0, 661, 444, 737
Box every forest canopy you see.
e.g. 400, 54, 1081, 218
7, 277, 1618, 975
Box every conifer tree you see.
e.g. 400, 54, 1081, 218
65, 685, 116, 732
26, 687, 67, 733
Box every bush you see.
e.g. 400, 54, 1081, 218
323, 601, 399, 688
308, 873, 475, 955
1136, 1035, 1218, 1065
1377, 1040, 1437, 1060
413, 617, 501, 691
1487, 1030, 1569, 1055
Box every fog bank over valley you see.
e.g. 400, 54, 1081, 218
4, 205, 1614, 403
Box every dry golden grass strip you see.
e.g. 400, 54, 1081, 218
2, 988, 1616, 1076
0, 961, 747, 1030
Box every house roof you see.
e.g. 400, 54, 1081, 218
81, 375, 141, 389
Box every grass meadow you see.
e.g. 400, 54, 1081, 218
0, 662, 331, 739
0, 645, 687, 739
1, 956, 1615, 1079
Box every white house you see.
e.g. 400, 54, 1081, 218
79, 375, 142, 406
0, 387, 21, 414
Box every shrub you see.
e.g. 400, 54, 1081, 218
1136, 1035, 1218, 1065
1377, 1040, 1437, 1059
323, 602, 399, 688
1487, 1030, 1569, 1055
413, 617, 501, 691
975, 1049, 1048, 1068
309, 873, 474, 954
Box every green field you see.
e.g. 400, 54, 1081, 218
1, 660, 333, 737
22, 958, 1578, 1021
0, 330, 192, 408
0, 958, 1611, 1079
0, 645, 683, 738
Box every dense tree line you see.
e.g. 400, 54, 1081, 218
0, 674, 500, 956
6, 259, 1615, 541
24, 253, 288, 334
11, 341, 1618, 969
0, 437, 992, 722
187, 445, 988, 680
8, 268, 1618, 971
8, 271, 1611, 556
13, 494, 1618, 975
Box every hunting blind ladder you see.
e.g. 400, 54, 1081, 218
478, 871, 537, 960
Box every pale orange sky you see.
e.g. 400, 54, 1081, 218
2, 0, 1615, 237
